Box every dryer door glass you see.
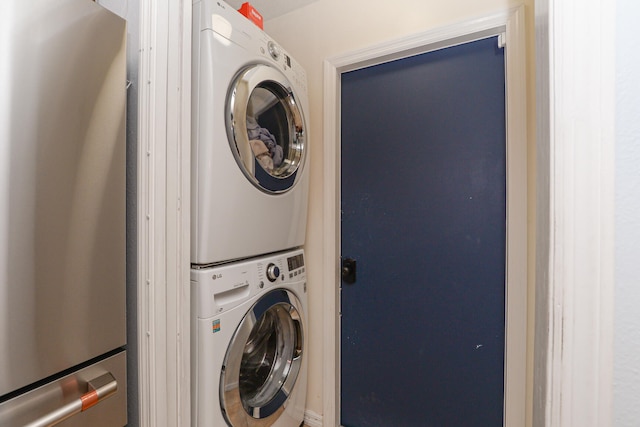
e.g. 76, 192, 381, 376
227, 64, 306, 193
220, 290, 304, 425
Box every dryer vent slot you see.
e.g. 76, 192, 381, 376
214, 284, 251, 307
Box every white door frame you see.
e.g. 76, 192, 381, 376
137, 0, 191, 425
533, 0, 615, 425
322, 6, 528, 426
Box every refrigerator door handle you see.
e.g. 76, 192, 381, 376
24, 373, 118, 427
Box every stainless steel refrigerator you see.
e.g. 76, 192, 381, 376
0, 0, 128, 425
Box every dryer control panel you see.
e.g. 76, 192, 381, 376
200, 0, 308, 94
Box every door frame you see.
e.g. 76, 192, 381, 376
322, 6, 527, 426
137, 0, 191, 425
533, 0, 616, 425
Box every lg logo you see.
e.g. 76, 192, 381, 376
212, 273, 222, 280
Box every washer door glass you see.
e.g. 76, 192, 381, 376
226, 64, 306, 193
220, 290, 304, 425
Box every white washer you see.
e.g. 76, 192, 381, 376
192, 0, 310, 266
191, 249, 308, 427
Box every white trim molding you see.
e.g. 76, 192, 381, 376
137, 0, 191, 425
304, 409, 324, 427
323, 6, 528, 426
534, 0, 615, 426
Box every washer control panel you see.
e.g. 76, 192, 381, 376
192, 249, 306, 318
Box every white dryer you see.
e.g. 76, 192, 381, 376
192, 0, 310, 266
191, 249, 308, 427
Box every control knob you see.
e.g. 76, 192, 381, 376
266, 263, 280, 282
267, 41, 281, 60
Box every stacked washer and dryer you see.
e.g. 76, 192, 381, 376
191, 1, 310, 426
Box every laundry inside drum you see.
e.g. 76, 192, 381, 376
246, 84, 303, 178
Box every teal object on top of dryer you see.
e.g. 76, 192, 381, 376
191, 0, 310, 266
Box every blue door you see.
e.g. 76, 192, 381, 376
340, 36, 506, 426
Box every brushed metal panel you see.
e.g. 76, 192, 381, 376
0, 351, 127, 426
0, 0, 126, 396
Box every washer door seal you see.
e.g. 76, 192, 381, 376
226, 64, 307, 194
220, 289, 304, 425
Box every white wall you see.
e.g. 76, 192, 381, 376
614, 0, 640, 424
265, 0, 536, 422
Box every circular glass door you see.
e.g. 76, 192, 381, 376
220, 290, 304, 425
226, 64, 306, 193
